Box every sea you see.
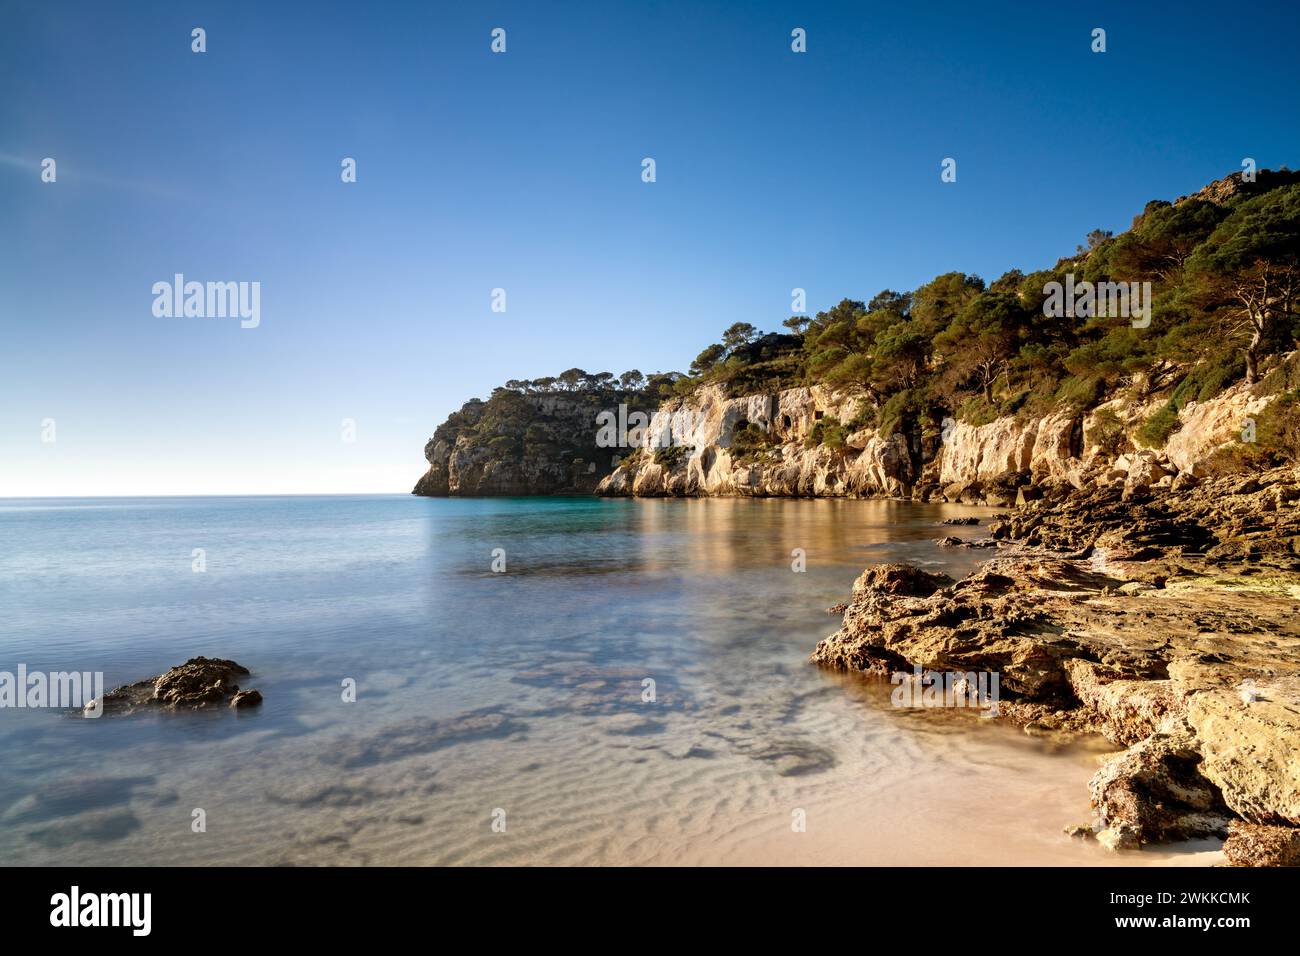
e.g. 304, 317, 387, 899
0, 495, 1222, 865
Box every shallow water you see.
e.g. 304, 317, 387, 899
0, 495, 1220, 865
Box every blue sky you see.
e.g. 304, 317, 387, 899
2, 0, 1298, 495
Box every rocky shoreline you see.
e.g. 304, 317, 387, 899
811, 464, 1300, 865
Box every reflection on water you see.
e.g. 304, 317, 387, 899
0, 495, 1221, 865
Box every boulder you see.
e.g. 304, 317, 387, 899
1089, 724, 1231, 847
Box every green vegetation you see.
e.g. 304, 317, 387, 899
1087, 407, 1126, 457
672, 169, 1300, 459
1136, 403, 1181, 448
429, 368, 664, 477
804, 417, 848, 451
1205, 388, 1300, 475
653, 445, 690, 468
731, 422, 775, 459
435, 169, 1300, 477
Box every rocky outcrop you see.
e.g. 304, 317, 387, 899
812, 464, 1300, 862
1164, 381, 1274, 477
1173, 167, 1300, 207
89, 657, 261, 716
414, 391, 652, 496
937, 417, 1039, 485
595, 384, 915, 498
419, 351, 1291, 503
591, 369, 1285, 502
1088, 723, 1232, 849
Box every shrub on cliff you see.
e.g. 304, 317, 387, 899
1087, 407, 1127, 457
731, 423, 775, 459
1135, 403, 1181, 448
653, 445, 690, 468
804, 418, 847, 451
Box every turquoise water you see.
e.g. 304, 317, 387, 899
0, 496, 1216, 865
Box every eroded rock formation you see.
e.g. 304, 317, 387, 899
594, 384, 915, 497
587, 374, 1285, 502
812, 464, 1300, 864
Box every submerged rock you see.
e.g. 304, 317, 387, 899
89, 657, 261, 716
230, 689, 263, 709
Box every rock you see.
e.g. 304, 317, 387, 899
230, 689, 263, 709
937, 416, 1038, 486
93, 658, 260, 716
1122, 454, 1166, 500
935, 536, 964, 547
1095, 825, 1141, 852
815, 464, 1300, 859
1064, 824, 1094, 840
851, 563, 953, 598
939, 517, 981, 526
1063, 660, 1179, 745
1186, 675, 1300, 826
1088, 727, 1231, 845
1029, 410, 1084, 483
1116, 581, 1156, 594
1164, 382, 1276, 477
1223, 820, 1300, 867
413, 391, 649, 496
1230, 477, 1261, 496
1015, 486, 1042, 505
589, 384, 915, 498
153, 658, 249, 707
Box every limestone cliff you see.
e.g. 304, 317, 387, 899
594, 384, 915, 498
591, 367, 1288, 503
417, 168, 1300, 500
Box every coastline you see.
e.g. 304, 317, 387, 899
811, 464, 1300, 865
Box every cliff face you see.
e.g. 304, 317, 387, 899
416, 370, 1285, 500
594, 384, 915, 498
413, 392, 644, 496
591, 375, 1284, 502
417, 169, 1300, 500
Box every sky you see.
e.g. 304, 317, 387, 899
2, 0, 1298, 496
